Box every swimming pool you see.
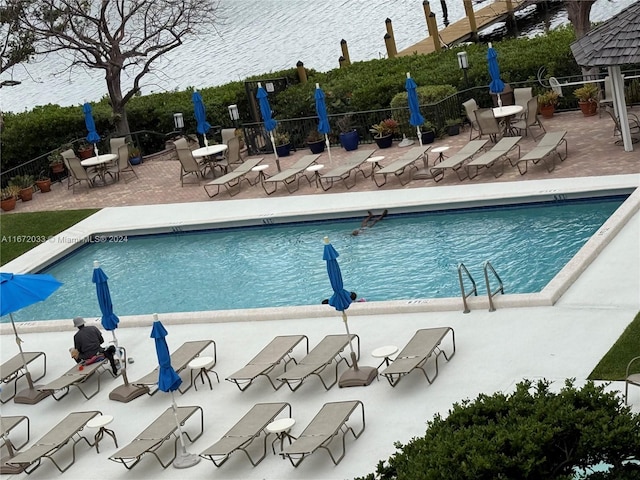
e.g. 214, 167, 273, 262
5, 195, 626, 323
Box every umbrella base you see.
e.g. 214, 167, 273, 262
14, 386, 51, 405
339, 366, 378, 388
173, 452, 201, 469
109, 384, 149, 403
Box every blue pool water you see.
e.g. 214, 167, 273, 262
5, 196, 625, 322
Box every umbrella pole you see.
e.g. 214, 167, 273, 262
10, 314, 34, 389
170, 392, 201, 468
10, 314, 51, 404
341, 311, 359, 370
338, 310, 378, 388
269, 132, 281, 172
324, 134, 333, 164
416, 126, 423, 146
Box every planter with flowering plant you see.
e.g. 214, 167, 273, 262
370, 118, 399, 148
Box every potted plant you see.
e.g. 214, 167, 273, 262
370, 118, 399, 149
445, 118, 462, 136
336, 113, 359, 151
9, 174, 35, 202
77, 142, 95, 159
35, 170, 52, 193
48, 150, 65, 174
420, 120, 436, 144
273, 131, 291, 157
128, 145, 143, 165
574, 83, 599, 117
1, 185, 20, 212
306, 129, 326, 154
538, 90, 559, 118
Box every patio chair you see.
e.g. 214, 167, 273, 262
199, 402, 291, 467
474, 108, 502, 143
203, 156, 264, 198
624, 356, 640, 405
129, 339, 216, 395
511, 96, 545, 140
380, 327, 456, 387
510, 130, 567, 174
428, 140, 488, 182
598, 76, 614, 117
37, 357, 115, 401
261, 154, 321, 194
280, 400, 365, 467
109, 406, 204, 470
174, 137, 208, 186
513, 87, 532, 120
226, 335, 309, 391
372, 146, 430, 187
6, 411, 100, 474
462, 98, 480, 140
466, 136, 522, 179
319, 149, 376, 191
1, 415, 30, 474
604, 107, 640, 145
1, 351, 46, 404
276, 334, 359, 391
106, 143, 138, 183
109, 137, 126, 155
61, 149, 95, 192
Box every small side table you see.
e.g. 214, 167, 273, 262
86, 414, 117, 454
305, 164, 324, 187
371, 345, 398, 369
266, 417, 296, 454
431, 146, 449, 165
251, 164, 270, 185
365, 156, 385, 178
189, 356, 219, 391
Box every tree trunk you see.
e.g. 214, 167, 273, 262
565, 0, 595, 40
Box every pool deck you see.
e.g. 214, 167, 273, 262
1, 109, 639, 479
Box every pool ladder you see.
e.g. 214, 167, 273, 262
457, 261, 504, 313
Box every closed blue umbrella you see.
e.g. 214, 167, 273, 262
256, 82, 281, 172
322, 237, 377, 387
92, 261, 119, 333
315, 83, 333, 163
192, 91, 211, 147
83, 103, 100, 149
150, 317, 200, 468
487, 43, 505, 107
406, 72, 425, 146
0, 272, 62, 403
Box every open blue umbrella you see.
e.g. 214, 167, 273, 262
192, 91, 211, 147
322, 237, 377, 387
256, 82, 281, 172
83, 103, 100, 153
0, 272, 62, 403
406, 72, 425, 146
315, 83, 333, 163
151, 317, 200, 468
487, 43, 505, 107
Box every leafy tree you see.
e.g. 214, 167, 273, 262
357, 379, 640, 480
0, 0, 35, 75
15, 0, 221, 134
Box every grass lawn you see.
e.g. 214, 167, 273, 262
589, 311, 640, 381
0, 209, 98, 265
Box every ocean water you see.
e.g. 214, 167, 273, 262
0, 0, 634, 113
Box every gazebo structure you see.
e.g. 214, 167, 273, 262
570, 2, 640, 152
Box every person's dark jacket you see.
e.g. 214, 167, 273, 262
73, 325, 104, 361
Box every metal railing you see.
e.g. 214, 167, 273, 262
483, 261, 504, 312
457, 263, 478, 314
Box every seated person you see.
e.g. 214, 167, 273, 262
71, 316, 119, 375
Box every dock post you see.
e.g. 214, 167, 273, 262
340, 39, 351, 66
385, 18, 398, 57
427, 12, 442, 52
422, 0, 432, 36
339, 55, 346, 68
296, 61, 307, 83
463, 0, 478, 43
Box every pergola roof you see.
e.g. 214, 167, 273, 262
570, 2, 640, 67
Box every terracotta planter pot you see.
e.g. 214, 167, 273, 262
36, 179, 52, 193
78, 148, 94, 159
51, 163, 65, 174
19, 187, 34, 202
1, 197, 17, 212
578, 101, 598, 117
540, 105, 555, 118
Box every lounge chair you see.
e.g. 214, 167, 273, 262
226, 335, 309, 391
37, 358, 115, 400
372, 146, 429, 187
319, 149, 376, 191
428, 140, 488, 182
280, 400, 365, 467
1, 415, 30, 474
466, 136, 522, 179
510, 131, 567, 174
261, 154, 321, 194
380, 327, 456, 387
1, 352, 46, 404
109, 406, 204, 470
203, 156, 264, 197
130, 339, 216, 395
276, 334, 359, 391
511, 96, 545, 140
6, 411, 101, 474
199, 402, 291, 467
625, 356, 640, 405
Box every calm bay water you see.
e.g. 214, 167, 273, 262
0, 0, 633, 113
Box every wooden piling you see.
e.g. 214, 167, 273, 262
340, 39, 351, 66
427, 12, 442, 52
463, 0, 478, 42
296, 61, 307, 83
384, 19, 397, 57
